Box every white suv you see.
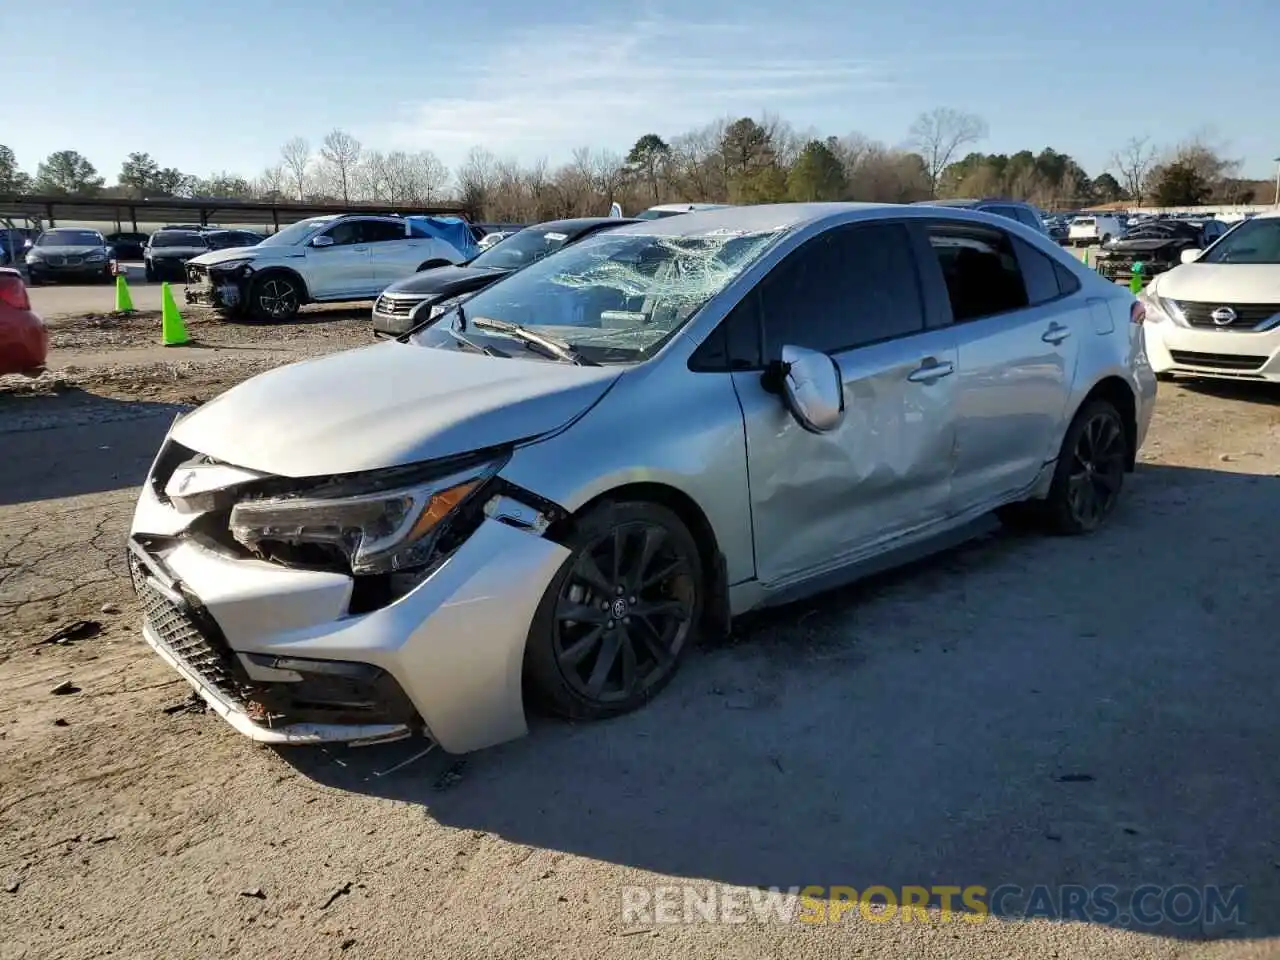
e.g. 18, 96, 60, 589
184, 215, 469, 321
1140, 211, 1280, 382
1068, 214, 1124, 247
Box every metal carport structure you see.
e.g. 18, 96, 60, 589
0, 194, 471, 233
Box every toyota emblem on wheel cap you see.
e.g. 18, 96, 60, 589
1210, 307, 1236, 326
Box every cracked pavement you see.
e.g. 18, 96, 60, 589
1, 330, 1279, 960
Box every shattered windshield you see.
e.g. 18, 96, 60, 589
413, 229, 782, 362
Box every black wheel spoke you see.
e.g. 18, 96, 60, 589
638, 559, 687, 592
633, 598, 687, 621
629, 527, 667, 590
556, 598, 608, 625
618, 627, 639, 695
634, 616, 675, 667
558, 625, 605, 668
611, 527, 628, 583
586, 632, 621, 698
572, 553, 613, 595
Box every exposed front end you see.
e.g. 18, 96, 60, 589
1094, 248, 1179, 287
185, 260, 252, 313
129, 429, 571, 751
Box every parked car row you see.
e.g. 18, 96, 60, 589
129, 200, 1158, 753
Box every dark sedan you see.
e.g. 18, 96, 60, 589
204, 229, 265, 251
105, 231, 151, 260
1093, 218, 1229, 286
145, 229, 210, 281
371, 217, 640, 337
25, 229, 114, 284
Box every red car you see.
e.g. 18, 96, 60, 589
0, 268, 47, 375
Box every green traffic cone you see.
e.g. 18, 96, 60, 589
1082, 247, 1090, 267
114, 274, 134, 313
1130, 263, 1144, 294
160, 283, 190, 347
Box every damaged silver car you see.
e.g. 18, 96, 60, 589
129, 203, 1156, 752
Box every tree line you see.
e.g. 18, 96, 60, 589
0, 108, 1270, 222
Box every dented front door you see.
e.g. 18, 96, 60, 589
732, 328, 958, 589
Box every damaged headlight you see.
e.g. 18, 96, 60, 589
228, 459, 502, 574
426, 295, 467, 321
209, 258, 254, 274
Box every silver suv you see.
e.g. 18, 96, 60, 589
130, 203, 1156, 753
184, 214, 469, 321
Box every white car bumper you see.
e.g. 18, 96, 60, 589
1144, 315, 1280, 382
128, 496, 571, 752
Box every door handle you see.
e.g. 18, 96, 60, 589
907, 358, 955, 384
1042, 322, 1071, 344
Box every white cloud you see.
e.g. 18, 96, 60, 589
373, 18, 897, 167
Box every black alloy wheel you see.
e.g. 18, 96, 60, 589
526, 502, 702, 720
250, 275, 301, 321
1047, 399, 1128, 534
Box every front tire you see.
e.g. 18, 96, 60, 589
524, 501, 703, 721
248, 273, 301, 322
1043, 399, 1129, 535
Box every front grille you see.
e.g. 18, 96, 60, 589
1173, 301, 1280, 330
1168, 350, 1268, 371
129, 553, 249, 704
374, 294, 426, 318
45, 255, 65, 266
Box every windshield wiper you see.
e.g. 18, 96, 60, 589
442, 323, 509, 358
470, 317, 599, 366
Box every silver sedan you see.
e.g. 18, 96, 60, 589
128, 202, 1157, 752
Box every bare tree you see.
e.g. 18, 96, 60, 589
280, 137, 311, 201
456, 147, 498, 218
907, 107, 988, 197
319, 129, 362, 204
253, 164, 286, 201
1109, 136, 1158, 206
411, 151, 450, 202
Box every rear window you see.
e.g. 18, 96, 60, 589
1072, 218, 1095, 226
150, 231, 207, 248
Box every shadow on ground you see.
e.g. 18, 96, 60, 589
0, 387, 188, 504
282, 463, 1280, 940
1176, 377, 1280, 407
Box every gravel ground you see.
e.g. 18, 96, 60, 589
1, 312, 1278, 960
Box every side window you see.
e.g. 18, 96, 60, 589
1053, 260, 1081, 296
359, 220, 407, 244
758, 223, 925, 356
1010, 236, 1062, 305
321, 221, 362, 246
926, 226, 1030, 322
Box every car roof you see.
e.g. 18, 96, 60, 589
601, 201, 1041, 239
911, 198, 1034, 208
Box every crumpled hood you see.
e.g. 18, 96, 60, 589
1152, 263, 1280, 303
170, 341, 622, 477
189, 245, 281, 267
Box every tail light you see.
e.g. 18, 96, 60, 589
0, 272, 30, 311
1130, 301, 1146, 325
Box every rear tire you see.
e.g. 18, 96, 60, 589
1042, 399, 1129, 535
524, 501, 703, 721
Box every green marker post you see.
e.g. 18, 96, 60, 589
1130, 262, 1144, 294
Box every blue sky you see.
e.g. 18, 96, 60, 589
5, 0, 1279, 184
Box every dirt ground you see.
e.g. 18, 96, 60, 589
1, 308, 1279, 960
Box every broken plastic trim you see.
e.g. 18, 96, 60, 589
482, 480, 566, 537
